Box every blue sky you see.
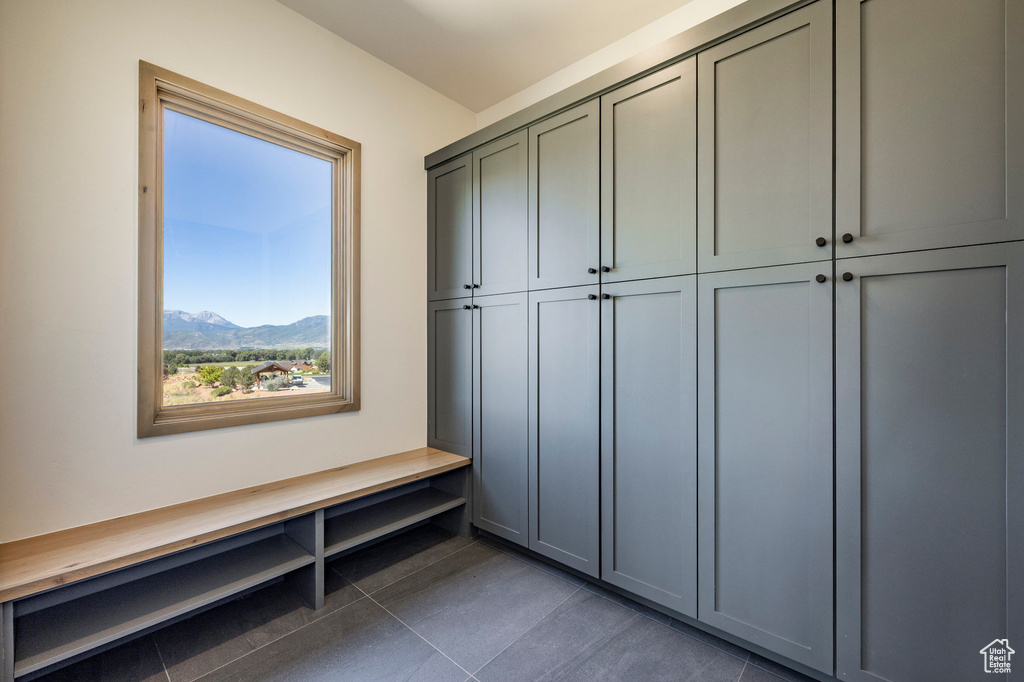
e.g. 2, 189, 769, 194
163, 109, 332, 328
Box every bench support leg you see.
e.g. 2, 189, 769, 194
285, 510, 325, 610
2, 600, 13, 682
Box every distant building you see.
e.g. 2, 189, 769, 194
251, 361, 291, 388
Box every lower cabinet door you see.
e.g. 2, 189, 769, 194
427, 298, 473, 458
836, 243, 1024, 682
528, 285, 601, 576
472, 293, 529, 545
697, 263, 834, 674
600, 276, 697, 616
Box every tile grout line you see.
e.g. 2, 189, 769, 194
189, 593, 373, 682
150, 636, 172, 682
738, 660, 748, 681
360, 586, 477, 681
467, 585, 584, 677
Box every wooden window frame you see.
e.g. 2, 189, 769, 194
138, 61, 360, 437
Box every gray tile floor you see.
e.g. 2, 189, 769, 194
34, 526, 817, 682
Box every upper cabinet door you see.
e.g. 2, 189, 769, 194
836, 0, 1024, 258
601, 60, 697, 282
474, 132, 528, 296
428, 154, 473, 301
835, 243, 1024, 682
697, 262, 834, 674
697, 1, 833, 273
528, 100, 601, 291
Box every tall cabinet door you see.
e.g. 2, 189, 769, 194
697, 263, 834, 674
473, 132, 528, 296
428, 154, 473, 301
427, 299, 473, 457
836, 0, 1024, 258
528, 285, 601, 576
473, 293, 529, 545
601, 276, 697, 616
601, 59, 697, 283
697, 0, 833, 272
528, 100, 600, 291
835, 243, 1024, 682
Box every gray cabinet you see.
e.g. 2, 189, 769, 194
697, 262, 834, 674
472, 293, 529, 544
835, 243, 1024, 682
528, 100, 600, 291
473, 132, 528, 296
600, 276, 697, 616
528, 285, 601, 576
697, 0, 833, 272
601, 59, 697, 283
836, 0, 1024, 259
428, 154, 473, 301
427, 299, 473, 457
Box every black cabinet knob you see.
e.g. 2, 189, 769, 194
601, 266, 611, 273
463, 284, 471, 289
815, 274, 827, 283
473, 283, 480, 288
588, 267, 598, 274
601, 293, 611, 299
588, 294, 598, 300
815, 237, 827, 247
463, 304, 471, 309
842, 233, 854, 243
842, 272, 854, 281
474, 304, 480, 309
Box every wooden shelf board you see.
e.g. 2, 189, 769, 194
14, 535, 311, 677
0, 448, 469, 602
324, 488, 466, 558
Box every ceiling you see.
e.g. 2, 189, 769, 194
276, 0, 696, 113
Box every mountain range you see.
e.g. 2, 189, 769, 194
164, 310, 329, 350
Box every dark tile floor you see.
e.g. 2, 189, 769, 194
34, 526, 817, 682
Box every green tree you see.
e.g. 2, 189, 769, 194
317, 350, 331, 374
300, 347, 314, 362
240, 369, 257, 393
198, 365, 223, 386
220, 366, 242, 388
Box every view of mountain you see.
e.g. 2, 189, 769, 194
164, 311, 329, 350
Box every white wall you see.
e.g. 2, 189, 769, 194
476, 0, 745, 129
0, 0, 475, 542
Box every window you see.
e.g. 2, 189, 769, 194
138, 61, 359, 437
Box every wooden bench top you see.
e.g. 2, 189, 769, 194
0, 447, 469, 602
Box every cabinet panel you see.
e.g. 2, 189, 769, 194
600, 276, 696, 616
528, 101, 601, 291
697, 0, 833, 272
428, 155, 473, 301
427, 299, 472, 457
835, 244, 1024, 682
528, 286, 601, 576
474, 132, 528, 296
601, 60, 696, 282
836, 0, 1024, 258
697, 263, 833, 673
472, 293, 529, 544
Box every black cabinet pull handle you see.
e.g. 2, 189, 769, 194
601, 266, 611, 273
842, 272, 854, 281
815, 237, 827, 247
588, 267, 598, 274
815, 274, 827, 283
601, 293, 611, 299
842, 233, 854, 243
463, 284, 471, 289
588, 294, 598, 300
